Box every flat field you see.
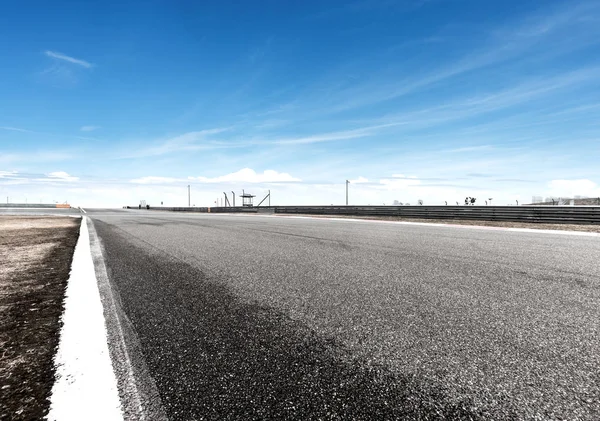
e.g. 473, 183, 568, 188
0, 217, 80, 420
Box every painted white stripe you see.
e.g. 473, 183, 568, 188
80, 207, 87, 214
87, 218, 149, 420
47, 217, 123, 421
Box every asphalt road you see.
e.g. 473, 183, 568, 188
86, 209, 600, 420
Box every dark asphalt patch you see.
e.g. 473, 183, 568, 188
0, 217, 80, 420
94, 219, 489, 420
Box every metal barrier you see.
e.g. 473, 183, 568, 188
0, 204, 70, 209
272, 206, 600, 225
126, 205, 600, 225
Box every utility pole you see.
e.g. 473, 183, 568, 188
346, 180, 350, 206
187, 185, 190, 207
231, 191, 235, 207
268, 190, 271, 207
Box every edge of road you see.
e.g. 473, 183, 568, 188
47, 217, 123, 421
87, 217, 168, 421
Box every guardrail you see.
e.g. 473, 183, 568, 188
0, 204, 71, 209
127, 205, 600, 225
125, 206, 256, 213
272, 205, 600, 225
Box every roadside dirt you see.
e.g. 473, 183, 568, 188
280, 214, 600, 233
0, 216, 80, 420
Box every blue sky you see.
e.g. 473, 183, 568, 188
1, 0, 600, 206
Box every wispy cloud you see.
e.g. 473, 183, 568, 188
296, 1, 600, 118
0, 171, 18, 178
271, 123, 404, 145
80, 125, 100, 132
0, 151, 73, 165
130, 176, 180, 184
120, 128, 231, 158
0, 171, 79, 185
448, 145, 493, 153
45, 51, 93, 68
130, 168, 301, 185
0, 126, 30, 132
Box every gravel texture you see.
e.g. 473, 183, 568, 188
0, 216, 80, 420
88, 209, 600, 420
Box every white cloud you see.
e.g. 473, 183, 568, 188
349, 176, 369, 183
190, 168, 301, 183
80, 125, 100, 132
391, 174, 418, 179
129, 169, 301, 186
47, 171, 79, 182
130, 176, 181, 184
0, 171, 18, 178
548, 179, 600, 196
378, 177, 422, 190
45, 51, 93, 68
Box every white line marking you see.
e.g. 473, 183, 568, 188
47, 217, 124, 421
80, 207, 87, 214
87, 218, 149, 420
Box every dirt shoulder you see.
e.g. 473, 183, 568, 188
0, 216, 81, 420
277, 214, 600, 233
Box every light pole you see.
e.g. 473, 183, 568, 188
187, 185, 190, 207
231, 191, 235, 207
346, 180, 350, 206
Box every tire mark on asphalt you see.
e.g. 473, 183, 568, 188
92, 219, 494, 420
88, 219, 168, 421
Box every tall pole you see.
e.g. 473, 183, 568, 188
268, 190, 270, 207
346, 180, 350, 206
187, 185, 190, 207
231, 191, 235, 207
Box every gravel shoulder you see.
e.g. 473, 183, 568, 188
0, 216, 80, 420
280, 214, 600, 232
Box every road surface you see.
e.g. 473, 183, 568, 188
83, 209, 600, 420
